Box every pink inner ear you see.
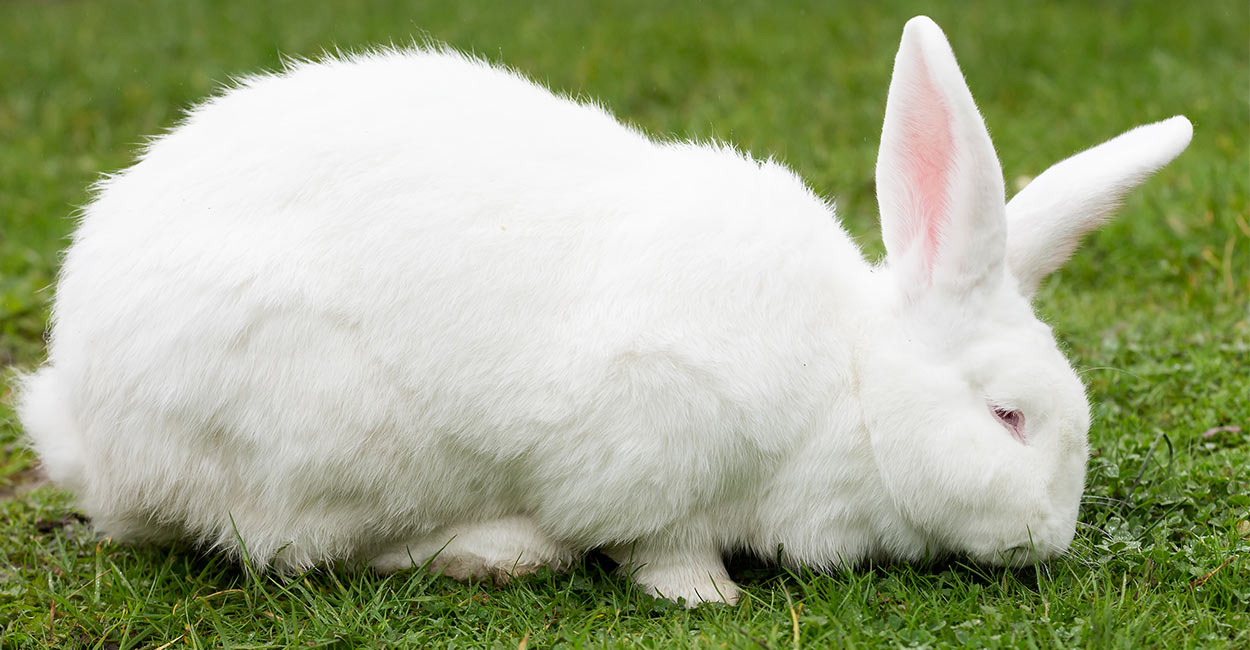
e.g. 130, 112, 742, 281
899, 56, 954, 278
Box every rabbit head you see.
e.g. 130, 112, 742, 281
858, 17, 1191, 565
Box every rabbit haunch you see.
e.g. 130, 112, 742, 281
17, 17, 1191, 605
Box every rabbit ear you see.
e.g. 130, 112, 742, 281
1005, 116, 1193, 297
876, 16, 1006, 298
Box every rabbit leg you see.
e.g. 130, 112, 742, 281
369, 516, 576, 583
603, 541, 740, 606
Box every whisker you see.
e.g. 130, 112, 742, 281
1076, 366, 1144, 381
1081, 495, 1128, 506
1074, 521, 1109, 536
1063, 539, 1104, 565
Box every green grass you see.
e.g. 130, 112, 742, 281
1, 0, 1247, 647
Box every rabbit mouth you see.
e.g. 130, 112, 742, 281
994, 543, 1054, 567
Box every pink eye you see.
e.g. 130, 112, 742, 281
992, 407, 1027, 444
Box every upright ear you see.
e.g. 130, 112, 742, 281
876, 16, 1007, 299
1005, 116, 1193, 297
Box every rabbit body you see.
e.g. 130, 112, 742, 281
22, 49, 879, 592
19, 19, 1193, 605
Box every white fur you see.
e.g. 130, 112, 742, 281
16, 17, 1190, 605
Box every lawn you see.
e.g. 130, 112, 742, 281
1, 0, 1247, 647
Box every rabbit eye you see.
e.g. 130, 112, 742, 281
992, 407, 1027, 444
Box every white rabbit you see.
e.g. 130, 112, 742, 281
17, 16, 1191, 605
